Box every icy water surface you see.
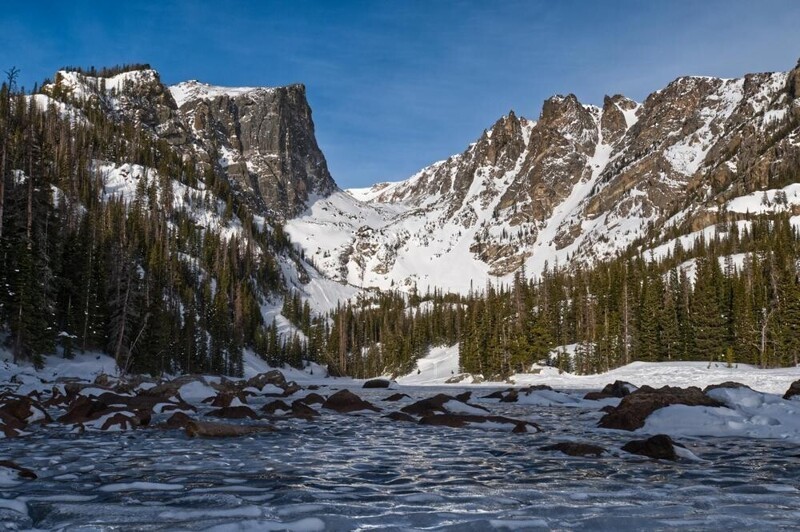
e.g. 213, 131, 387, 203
2, 386, 800, 531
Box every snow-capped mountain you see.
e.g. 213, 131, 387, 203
42, 69, 336, 219
287, 60, 800, 294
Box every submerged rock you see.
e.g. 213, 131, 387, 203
384, 411, 416, 423
598, 386, 723, 431
296, 392, 326, 405
323, 390, 380, 413
185, 420, 275, 438
540, 442, 607, 457
0, 460, 37, 480
204, 391, 247, 408
383, 393, 411, 402
418, 413, 540, 433
622, 434, 679, 461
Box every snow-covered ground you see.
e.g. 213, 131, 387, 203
3, 341, 800, 528
397, 344, 800, 395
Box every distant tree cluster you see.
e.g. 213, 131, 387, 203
325, 214, 800, 379
59, 64, 153, 78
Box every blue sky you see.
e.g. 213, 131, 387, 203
2, 1, 799, 188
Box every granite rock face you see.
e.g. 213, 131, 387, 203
43, 69, 336, 219
172, 81, 336, 217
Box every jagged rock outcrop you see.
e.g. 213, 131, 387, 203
171, 81, 336, 216
42, 68, 336, 219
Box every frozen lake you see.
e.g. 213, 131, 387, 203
2, 385, 800, 531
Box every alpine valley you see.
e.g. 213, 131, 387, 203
4, 57, 800, 531
1, 59, 800, 380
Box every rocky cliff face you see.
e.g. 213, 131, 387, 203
170, 81, 336, 217
288, 60, 800, 294
43, 69, 336, 218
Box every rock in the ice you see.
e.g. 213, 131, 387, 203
261, 400, 291, 415
203, 391, 247, 408
622, 434, 680, 461
783, 380, 800, 400
290, 401, 319, 420
418, 413, 541, 433
0, 460, 37, 480
363, 378, 391, 389
296, 392, 326, 405
162, 412, 194, 430
401, 393, 488, 417
246, 370, 287, 390
322, 390, 380, 413
0, 394, 51, 425
185, 420, 275, 438
540, 442, 607, 457
598, 386, 723, 431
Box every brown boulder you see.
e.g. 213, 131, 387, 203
0, 395, 51, 425
540, 442, 606, 457
0, 412, 25, 438
162, 412, 194, 430
783, 380, 800, 400
322, 390, 380, 413
203, 391, 247, 408
500, 390, 519, 403
584, 380, 637, 401
140, 375, 206, 399
99, 412, 149, 431
363, 378, 391, 389
598, 386, 723, 431
290, 401, 319, 420
401, 393, 488, 417
622, 434, 679, 461
205, 406, 259, 420
185, 420, 275, 438
261, 400, 291, 415
246, 370, 287, 390
296, 393, 326, 405
0, 460, 37, 480
282, 382, 301, 397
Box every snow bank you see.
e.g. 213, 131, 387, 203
643, 386, 800, 442
394, 345, 800, 395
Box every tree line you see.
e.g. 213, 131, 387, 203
322, 213, 800, 379
0, 70, 295, 375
